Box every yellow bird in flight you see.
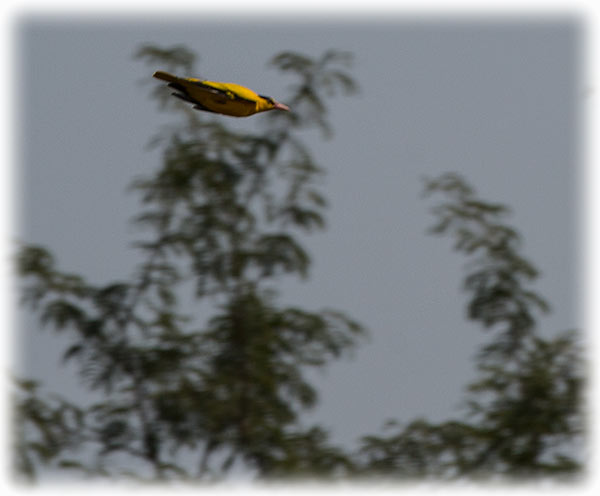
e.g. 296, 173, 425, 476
153, 71, 290, 117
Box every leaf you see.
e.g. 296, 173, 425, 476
40, 300, 85, 330
134, 44, 196, 73
58, 459, 84, 470
62, 343, 84, 363
16, 245, 55, 278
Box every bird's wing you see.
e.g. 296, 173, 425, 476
153, 72, 256, 103
192, 82, 234, 104
195, 81, 260, 104
166, 80, 229, 105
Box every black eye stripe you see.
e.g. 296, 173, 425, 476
259, 94, 275, 104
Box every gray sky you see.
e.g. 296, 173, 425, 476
16, 16, 581, 452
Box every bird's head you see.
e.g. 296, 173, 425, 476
259, 94, 290, 112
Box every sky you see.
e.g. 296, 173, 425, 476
11, 11, 583, 469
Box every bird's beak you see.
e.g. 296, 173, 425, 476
273, 101, 290, 111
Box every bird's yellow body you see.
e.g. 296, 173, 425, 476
153, 71, 290, 117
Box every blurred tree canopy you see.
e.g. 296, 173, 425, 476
16, 44, 362, 481
14, 45, 584, 483
357, 173, 585, 480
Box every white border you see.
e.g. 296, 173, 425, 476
1, 1, 597, 495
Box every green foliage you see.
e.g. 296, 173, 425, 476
13, 379, 87, 481
462, 330, 584, 477
424, 172, 550, 358
359, 330, 584, 480
358, 173, 584, 480
15, 44, 363, 481
270, 50, 358, 137
359, 419, 481, 479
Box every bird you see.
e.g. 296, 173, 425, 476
153, 71, 290, 117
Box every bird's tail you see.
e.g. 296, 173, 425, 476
153, 71, 180, 83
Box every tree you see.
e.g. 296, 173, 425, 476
357, 173, 584, 480
15, 45, 362, 481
